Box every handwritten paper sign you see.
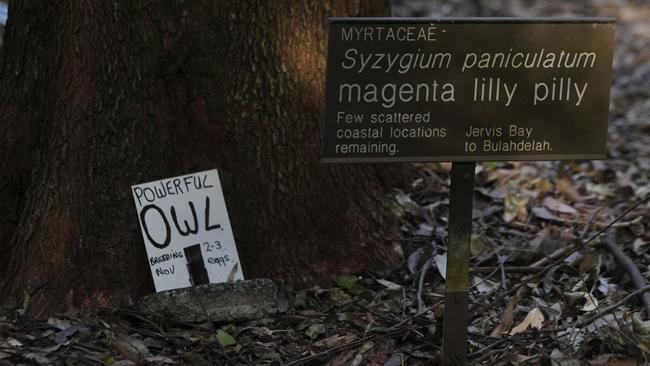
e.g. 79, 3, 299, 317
132, 170, 244, 292
322, 18, 616, 162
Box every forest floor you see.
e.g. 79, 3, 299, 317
2, 0, 650, 365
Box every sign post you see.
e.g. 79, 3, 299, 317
322, 18, 615, 363
443, 161, 475, 364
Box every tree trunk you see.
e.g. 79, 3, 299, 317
0, 0, 406, 317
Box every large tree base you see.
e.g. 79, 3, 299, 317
0, 0, 404, 316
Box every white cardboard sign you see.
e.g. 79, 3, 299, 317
132, 169, 244, 292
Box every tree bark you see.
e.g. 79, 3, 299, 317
0, 0, 406, 316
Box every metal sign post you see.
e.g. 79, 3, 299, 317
442, 162, 476, 365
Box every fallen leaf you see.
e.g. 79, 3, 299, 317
108, 331, 151, 363
532, 206, 563, 222
632, 312, 650, 336
112, 360, 137, 366
565, 292, 585, 306
215, 329, 236, 347
528, 177, 554, 192
337, 312, 369, 329
482, 161, 499, 170
409, 350, 435, 359
383, 353, 406, 366
509, 307, 545, 335
470, 235, 485, 256
543, 196, 579, 215
581, 293, 599, 312
145, 356, 177, 364
314, 334, 357, 349
593, 358, 639, 366
578, 254, 599, 273
586, 182, 615, 199
328, 287, 352, 302
305, 323, 327, 339
395, 190, 422, 216
617, 166, 637, 188
54, 325, 88, 344
337, 275, 365, 295
415, 223, 433, 237
5, 337, 22, 347
597, 276, 615, 297
556, 178, 587, 201
633, 237, 649, 255
407, 248, 424, 274
504, 193, 530, 223
434, 253, 447, 280
529, 228, 550, 254
490, 297, 516, 336
488, 185, 510, 200
563, 251, 584, 266
472, 276, 500, 295
24, 353, 53, 365
376, 279, 402, 290
328, 349, 356, 366
550, 348, 582, 365
508, 353, 537, 365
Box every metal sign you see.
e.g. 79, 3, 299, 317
132, 170, 244, 292
322, 18, 616, 163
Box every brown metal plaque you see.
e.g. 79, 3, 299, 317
322, 18, 616, 163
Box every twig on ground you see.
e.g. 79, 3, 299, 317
471, 266, 539, 274
417, 257, 433, 315
473, 196, 650, 313
527, 209, 600, 269
597, 215, 644, 229
285, 325, 422, 366
580, 208, 603, 240
530, 246, 572, 268
498, 255, 508, 290
468, 286, 650, 359
473, 285, 650, 361
555, 283, 650, 334
604, 231, 650, 319
417, 244, 437, 314
368, 300, 443, 334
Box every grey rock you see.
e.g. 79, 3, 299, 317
137, 279, 289, 323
